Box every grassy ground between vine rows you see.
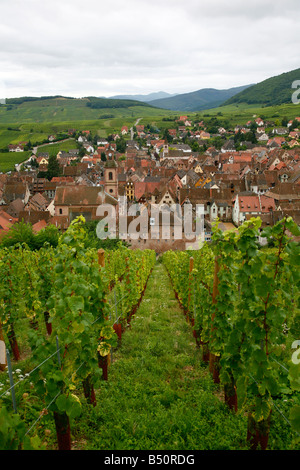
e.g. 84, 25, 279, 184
71, 262, 250, 450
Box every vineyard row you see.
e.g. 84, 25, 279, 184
0, 216, 156, 450
162, 216, 300, 450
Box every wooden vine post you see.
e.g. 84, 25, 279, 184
97, 249, 108, 381
82, 375, 97, 407
0, 321, 7, 372
7, 323, 20, 362
97, 248, 105, 269
53, 411, 72, 451
209, 256, 220, 384
125, 256, 132, 326
188, 257, 194, 324
188, 256, 200, 347
44, 311, 52, 336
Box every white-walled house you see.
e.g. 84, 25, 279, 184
232, 193, 275, 225
210, 201, 232, 221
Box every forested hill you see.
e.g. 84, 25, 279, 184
147, 85, 252, 111
222, 68, 300, 107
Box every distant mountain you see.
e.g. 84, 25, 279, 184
147, 85, 252, 111
222, 68, 300, 107
109, 91, 178, 102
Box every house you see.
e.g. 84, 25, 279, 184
210, 201, 232, 221
177, 116, 188, 122
97, 138, 109, 146
0, 210, 17, 238
36, 155, 49, 166
232, 192, 276, 225
1, 181, 30, 205
77, 135, 88, 143
264, 183, 300, 207
125, 181, 135, 201
83, 143, 94, 153
8, 144, 24, 152
24, 192, 50, 212
199, 131, 210, 140
255, 118, 264, 127
193, 162, 203, 174
156, 186, 177, 208
257, 132, 269, 142
54, 185, 118, 226
289, 130, 300, 139
272, 128, 288, 135
247, 173, 270, 195
32, 179, 58, 199
168, 129, 177, 137
5, 198, 25, 218
221, 140, 236, 153
18, 210, 51, 226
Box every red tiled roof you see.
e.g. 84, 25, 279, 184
134, 181, 163, 200
237, 194, 275, 212
0, 210, 17, 233
32, 219, 48, 233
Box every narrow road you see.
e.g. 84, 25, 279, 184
15, 137, 76, 171
130, 117, 142, 140
75, 262, 247, 450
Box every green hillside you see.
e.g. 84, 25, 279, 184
0, 96, 171, 125
148, 85, 252, 111
222, 68, 300, 107
194, 101, 300, 127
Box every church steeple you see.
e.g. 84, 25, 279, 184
104, 158, 118, 198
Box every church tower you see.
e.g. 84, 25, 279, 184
104, 158, 118, 198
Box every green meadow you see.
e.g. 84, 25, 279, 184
0, 151, 31, 173
196, 102, 300, 126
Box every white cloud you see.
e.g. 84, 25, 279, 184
0, 0, 299, 98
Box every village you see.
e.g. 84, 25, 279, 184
0, 114, 300, 252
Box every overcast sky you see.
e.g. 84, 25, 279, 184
0, 0, 300, 98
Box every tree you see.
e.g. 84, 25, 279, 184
116, 137, 126, 153
33, 224, 60, 249
78, 147, 85, 158
46, 154, 60, 180
1, 220, 34, 248
30, 158, 39, 168
162, 128, 173, 143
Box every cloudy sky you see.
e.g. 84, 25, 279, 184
0, 0, 300, 99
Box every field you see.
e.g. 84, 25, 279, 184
0, 151, 31, 173
35, 139, 78, 157
0, 97, 176, 125
197, 102, 300, 126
